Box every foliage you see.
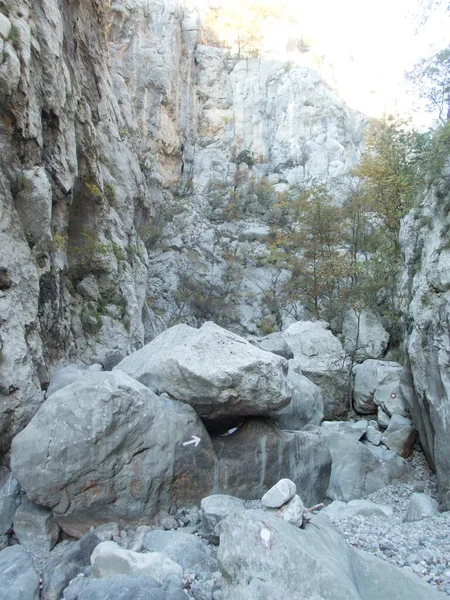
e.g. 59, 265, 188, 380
406, 45, 450, 123
235, 149, 254, 167
352, 115, 423, 248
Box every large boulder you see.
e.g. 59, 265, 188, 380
270, 361, 324, 430
381, 414, 417, 458
212, 419, 331, 507
11, 372, 216, 536
281, 321, 349, 419
218, 511, 443, 600
63, 573, 186, 600
251, 331, 293, 359
0, 545, 40, 600
114, 322, 291, 420
352, 359, 403, 414
320, 428, 412, 501
342, 308, 389, 360
13, 497, 60, 552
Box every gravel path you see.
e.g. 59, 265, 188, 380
326, 451, 450, 595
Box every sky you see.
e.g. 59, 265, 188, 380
191, 0, 450, 123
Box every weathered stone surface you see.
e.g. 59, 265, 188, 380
218, 511, 442, 600
213, 418, 331, 508
63, 573, 186, 600
281, 321, 349, 418
322, 499, 393, 519
0, 467, 20, 535
41, 532, 101, 600
374, 382, 409, 417
14, 168, 53, 249
13, 497, 60, 552
265, 494, 305, 527
352, 359, 403, 414
321, 419, 368, 441
381, 414, 417, 458
261, 478, 296, 508
11, 371, 216, 536
91, 541, 183, 581
364, 425, 382, 446
403, 493, 440, 523
115, 322, 291, 420
0, 545, 40, 600
252, 332, 293, 359
200, 495, 246, 544
142, 529, 217, 576
321, 430, 412, 501
46, 365, 86, 398
342, 308, 389, 360
399, 179, 450, 509
270, 361, 324, 430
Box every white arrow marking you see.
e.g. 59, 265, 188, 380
182, 435, 201, 447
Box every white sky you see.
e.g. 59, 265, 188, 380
191, 0, 450, 122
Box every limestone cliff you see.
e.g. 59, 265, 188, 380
399, 172, 450, 509
0, 0, 366, 457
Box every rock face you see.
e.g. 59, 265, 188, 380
0, 0, 366, 462
218, 511, 443, 600
115, 322, 291, 420
352, 359, 403, 415
0, 545, 40, 600
11, 371, 216, 536
270, 362, 324, 430
321, 427, 412, 501
281, 321, 349, 418
213, 419, 331, 508
399, 178, 450, 508
342, 308, 389, 360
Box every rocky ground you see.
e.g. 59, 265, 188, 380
325, 449, 450, 596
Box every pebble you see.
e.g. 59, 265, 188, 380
325, 451, 450, 595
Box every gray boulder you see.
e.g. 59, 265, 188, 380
270, 362, 324, 430
11, 371, 216, 537
381, 414, 417, 458
13, 497, 60, 552
364, 425, 382, 446
251, 331, 293, 359
264, 494, 305, 527
352, 359, 403, 414
322, 499, 393, 519
321, 419, 367, 441
261, 478, 296, 508
217, 510, 444, 599
46, 365, 85, 398
115, 322, 291, 420
0, 467, 20, 535
0, 545, 40, 600
373, 382, 409, 417
42, 532, 101, 600
281, 321, 349, 419
342, 308, 389, 360
63, 573, 186, 600
212, 418, 331, 508
404, 493, 440, 523
321, 430, 412, 501
199, 495, 246, 544
142, 529, 217, 575
90, 541, 183, 581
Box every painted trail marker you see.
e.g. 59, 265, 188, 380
183, 435, 201, 447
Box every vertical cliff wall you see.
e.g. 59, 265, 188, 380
0, 0, 367, 458
399, 172, 450, 508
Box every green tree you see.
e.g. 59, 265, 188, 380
407, 46, 450, 123
352, 115, 423, 249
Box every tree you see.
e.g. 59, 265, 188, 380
351, 115, 423, 249
407, 46, 450, 123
